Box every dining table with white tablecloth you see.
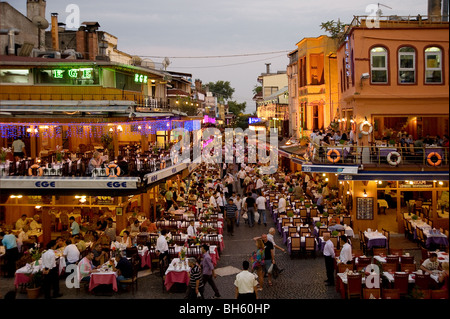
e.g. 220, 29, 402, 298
364, 230, 387, 249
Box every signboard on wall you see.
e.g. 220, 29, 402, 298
356, 197, 374, 220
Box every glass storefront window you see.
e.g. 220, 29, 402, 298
35, 67, 99, 85
0, 69, 30, 84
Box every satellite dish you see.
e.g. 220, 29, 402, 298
142, 59, 155, 69
162, 57, 171, 70
32, 16, 49, 29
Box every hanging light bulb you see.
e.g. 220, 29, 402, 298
363, 189, 368, 197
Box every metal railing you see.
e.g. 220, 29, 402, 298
308, 143, 449, 168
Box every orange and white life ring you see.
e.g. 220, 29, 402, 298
387, 151, 402, 166
360, 120, 373, 136
327, 149, 341, 163
427, 152, 442, 167
28, 164, 43, 176
105, 163, 121, 177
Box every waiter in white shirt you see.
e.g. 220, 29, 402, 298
323, 233, 335, 286
278, 194, 287, 214
255, 176, 264, 191
42, 241, 63, 299
156, 229, 169, 262
339, 235, 353, 265
187, 220, 197, 238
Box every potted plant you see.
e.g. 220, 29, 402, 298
287, 211, 294, 218
315, 221, 322, 228
411, 214, 418, 221
331, 230, 339, 237
0, 147, 11, 163
26, 270, 43, 299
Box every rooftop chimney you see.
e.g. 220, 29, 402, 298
443, 0, 449, 21
265, 63, 271, 74
428, 0, 442, 21
51, 13, 59, 51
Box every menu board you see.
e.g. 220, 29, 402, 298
357, 197, 374, 220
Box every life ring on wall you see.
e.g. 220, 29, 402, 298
427, 152, 442, 167
327, 149, 341, 164
360, 121, 373, 136
105, 163, 121, 177
387, 151, 402, 166
28, 164, 43, 176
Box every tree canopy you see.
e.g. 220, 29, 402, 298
206, 80, 235, 102
228, 100, 247, 117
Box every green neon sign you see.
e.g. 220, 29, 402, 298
52, 68, 94, 79
134, 73, 148, 83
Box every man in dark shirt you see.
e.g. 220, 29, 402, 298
112, 252, 133, 289
117, 155, 129, 176
262, 234, 275, 287
245, 192, 256, 228
187, 257, 204, 299
225, 198, 238, 236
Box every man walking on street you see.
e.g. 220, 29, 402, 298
256, 192, 267, 226
225, 198, 238, 236
244, 192, 257, 228
201, 244, 221, 299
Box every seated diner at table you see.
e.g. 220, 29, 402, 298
420, 252, 441, 275
79, 251, 98, 282
110, 251, 133, 289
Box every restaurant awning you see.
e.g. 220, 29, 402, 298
337, 170, 449, 181
302, 164, 359, 174
0, 176, 142, 196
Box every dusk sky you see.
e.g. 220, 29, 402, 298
10, 0, 428, 113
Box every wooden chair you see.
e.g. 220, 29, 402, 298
352, 249, 364, 258
337, 262, 353, 274
389, 248, 403, 256
342, 216, 351, 227
373, 248, 387, 256
383, 288, 400, 299
400, 263, 416, 272
303, 236, 316, 258
400, 256, 414, 265
431, 289, 449, 299
330, 236, 339, 250
290, 236, 302, 258
347, 273, 362, 299
318, 228, 328, 237
136, 234, 149, 246
320, 217, 328, 226
356, 257, 372, 271
288, 226, 298, 238
420, 247, 430, 261
382, 263, 398, 273
60, 211, 69, 231
394, 273, 409, 297
414, 273, 432, 290
282, 218, 291, 227
118, 256, 140, 295
363, 288, 381, 299
299, 209, 308, 220
309, 209, 318, 219
300, 227, 310, 236
293, 217, 302, 227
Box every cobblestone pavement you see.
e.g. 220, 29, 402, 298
1, 213, 422, 300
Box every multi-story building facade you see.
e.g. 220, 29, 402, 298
295, 35, 339, 136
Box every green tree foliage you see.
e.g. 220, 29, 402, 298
320, 19, 346, 39
253, 85, 262, 95
235, 114, 251, 130
228, 100, 247, 116
207, 80, 235, 102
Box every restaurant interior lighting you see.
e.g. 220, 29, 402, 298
363, 189, 368, 197
35, 206, 41, 209
439, 181, 444, 185
10, 195, 23, 198
346, 191, 350, 195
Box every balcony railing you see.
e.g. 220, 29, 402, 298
308, 143, 449, 168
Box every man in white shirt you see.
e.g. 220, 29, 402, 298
42, 241, 63, 299
323, 233, 335, 286
63, 239, 80, 265
15, 214, 29, 231
303, 174, 310, 192
216, 192, 225, 214
255, 194, 267, 226
187, 221, 197, 238
339, 235, 352, 265
278, 195, 287, 214
234, 194, 243, 226
234, 260, 259, 300
156, 229, 169, 262
209, 193, 217, 208
29, 214, 42, 231
255, 176, 264, 191
237, 168, 247, 188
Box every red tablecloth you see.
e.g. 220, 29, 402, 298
140, 251, 151, 268
164, 271, 189, 291
14, 273, 30, 288
89, 272, 118, 292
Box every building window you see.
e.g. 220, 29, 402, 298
425, 47, 443, 84
370, 47, 388, 84
398, 47, 416, 84
263, 86, 278, 97
0, 69, 30, 84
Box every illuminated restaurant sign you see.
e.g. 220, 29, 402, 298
249, 117, 262, 124
52, 68, 93, 79
134, 74, 148, 83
